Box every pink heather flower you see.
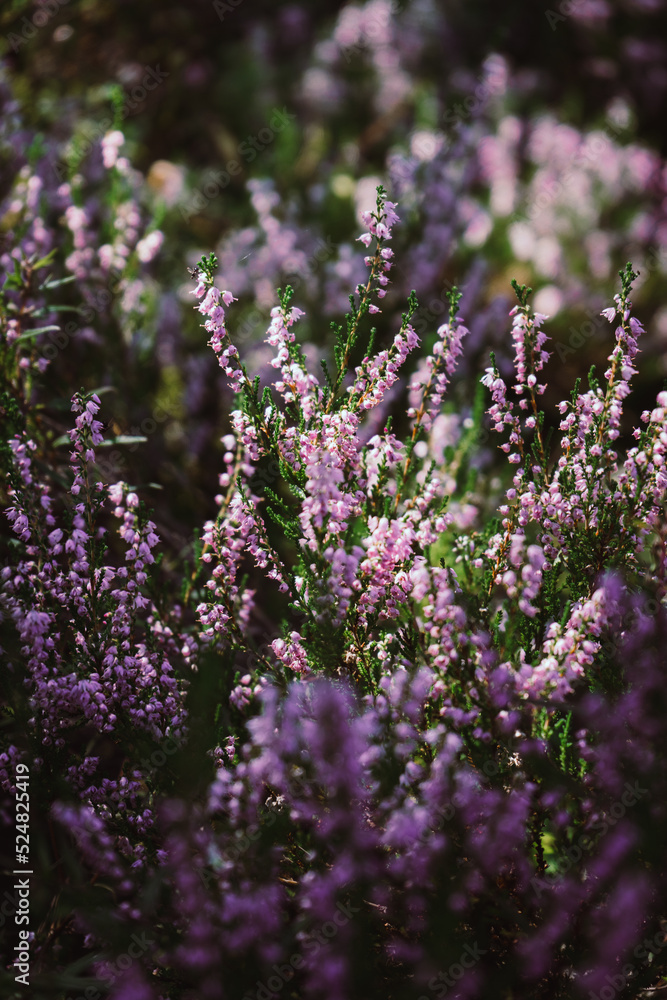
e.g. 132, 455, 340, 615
194, 281, 243, 393
135, 229, 164, 263
101, 130, 124, 169
350, 323, 419, 411
64, 205, 88, 234
383, 200, 400, 228
299, 448, 359, 549
271, 633, 312, 676
408, 319, 467, 432
199, 286, 221, 314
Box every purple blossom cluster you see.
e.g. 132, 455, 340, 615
206, 3, 667, 383
4, 181, 667, 1000
35, 617, 667, 1000
1, 389, 190, 840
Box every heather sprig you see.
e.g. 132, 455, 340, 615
327, 184, 401, 405
190, 190, 438, 697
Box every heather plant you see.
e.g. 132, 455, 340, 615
6, 0, 667, 422
156, 0, 667, 352
211, 46, 667, 426
0, 65, 178, 478
4, 8, 667, 996
7, 14, 667, 541
3, 185, 667, 1000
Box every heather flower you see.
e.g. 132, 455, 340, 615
135, 229, 164, 263
407, 311, 469, 434
271, 632, 312, 675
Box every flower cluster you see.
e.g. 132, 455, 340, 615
4, 181, 667, 1000
1, 389, 190, 847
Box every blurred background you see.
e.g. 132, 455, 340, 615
2, 0, 667, 571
